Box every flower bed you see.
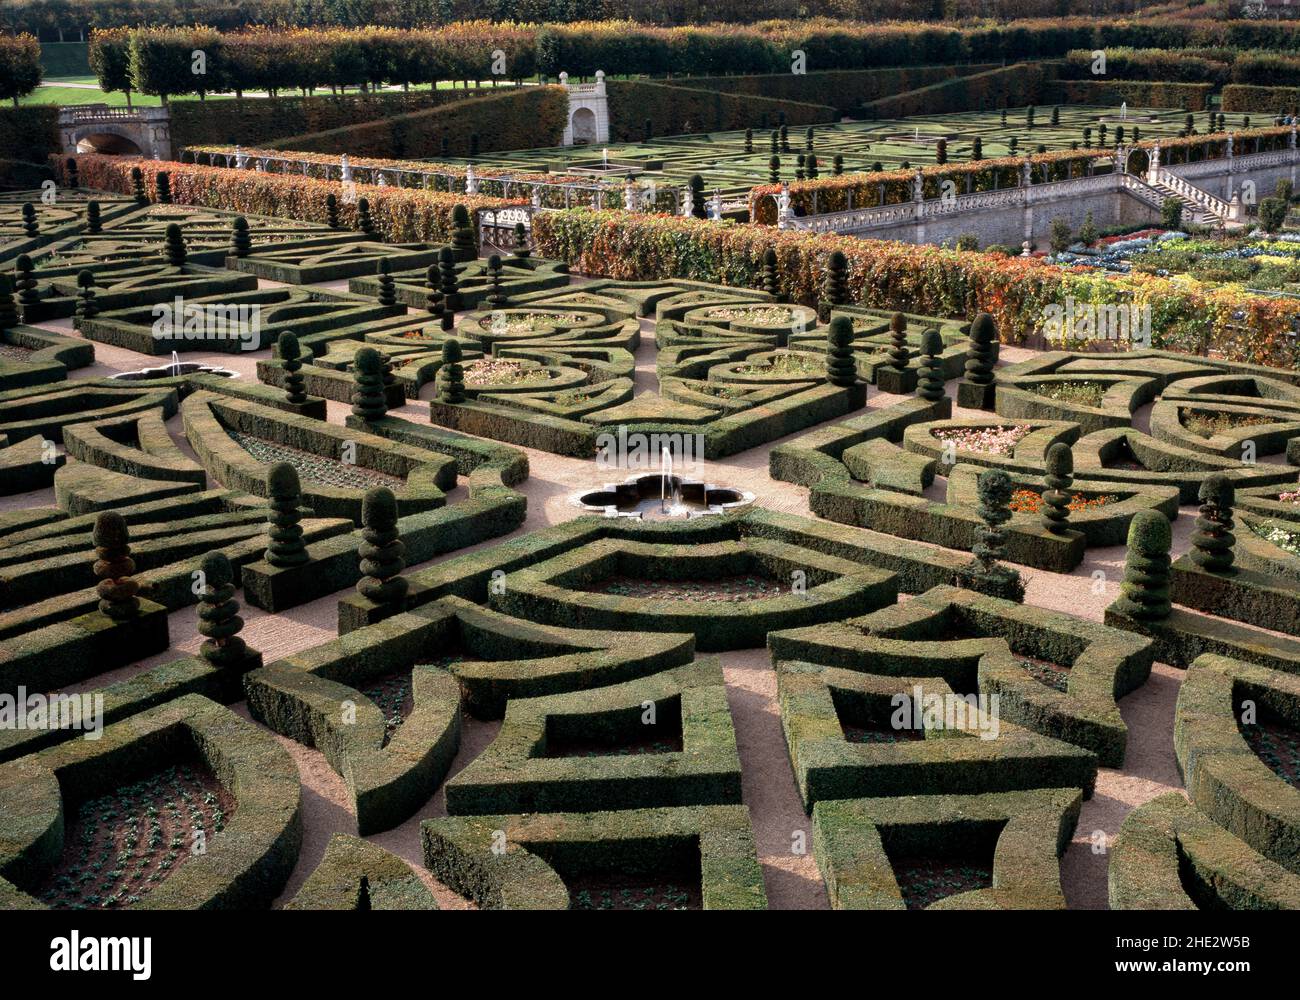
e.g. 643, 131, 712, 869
931, 425, 1030, 456
1008, 489, 1117, 514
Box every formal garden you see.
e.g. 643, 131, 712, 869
1, 5, 1300, 923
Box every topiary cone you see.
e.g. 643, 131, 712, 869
75, 269, 98, 322
197, 551, 248, 667
1114, 510, 1172, 621
964, 312, 997, 386
357, 487, 409, 605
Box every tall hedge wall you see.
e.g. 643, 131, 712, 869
671, 64, 1001, 115
1222, 84, 1300, 114
169, 89, 475, 148
859, 63, 1048, 118
264, 87, 569, 159
1050, 79, 1214, 110
0, 106, 58, 163
531, 209, 1300, 370
606, 81, 835, 141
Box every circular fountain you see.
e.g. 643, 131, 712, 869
110, 350, 240, 382
573, 473, 755, 519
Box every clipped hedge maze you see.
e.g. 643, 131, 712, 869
0, 694, 301, 910
1110, 653, 1300, 908
424, 279, 869, 460
422, 805, 766, 910
814, 788, 1082, 910
772, 346, 1300, 571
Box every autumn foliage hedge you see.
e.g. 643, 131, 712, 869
532, 209, 1300, 370
748, 148, 1115, 223
56, 155, 522, 243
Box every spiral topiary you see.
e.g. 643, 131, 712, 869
833, 153, 843, 175
230, 216, 252, 257
486, 254, 508, 308
21, 203, 37, 238
1113, 510, 1172, 621
821, 250, 848, 321
0, 274, 19, 330
964, 313, 997, 386
66, 157, 79, 187
438, 247, 459, 331
512, 221, 530, 259
886, 312, 909, 371
14, 255, 39, 307
689, 175, 706, 219
351, 346, 388, 422
75, 269, 98, 322
357, 487, 409, 605
768, 155, 780, 184
266, 462, 309, 568
376, 258, 396, 306
1041, 442, 1074, 535
780, 123, 789, 152
1190, 473, 1236, 574
155, 171, 172, 204
825, 316, 857, 388
744, 127, 753, 153
769, 129, 779, 155
131, 166, 147, 205
326, 192, 340, 229
440, 337, 466, 403
916, 327, 945, 402
277, 332, 307, 405
357, 197, 376, 236
451, 204, 475, 258
164, 223, 187, 269
424, 263, 443, 318
197, 551, 248, 667
958, 468, 1024, 601
85, 199, 101, 234
93, 512, 141, 620
761, 247, 780, 300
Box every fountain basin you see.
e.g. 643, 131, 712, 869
573, 474, 755, 519
111, 362, 240, 381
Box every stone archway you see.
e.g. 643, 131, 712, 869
60, 106, 172, 160
74, 130, 144, 156
571, 107, 598, 145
